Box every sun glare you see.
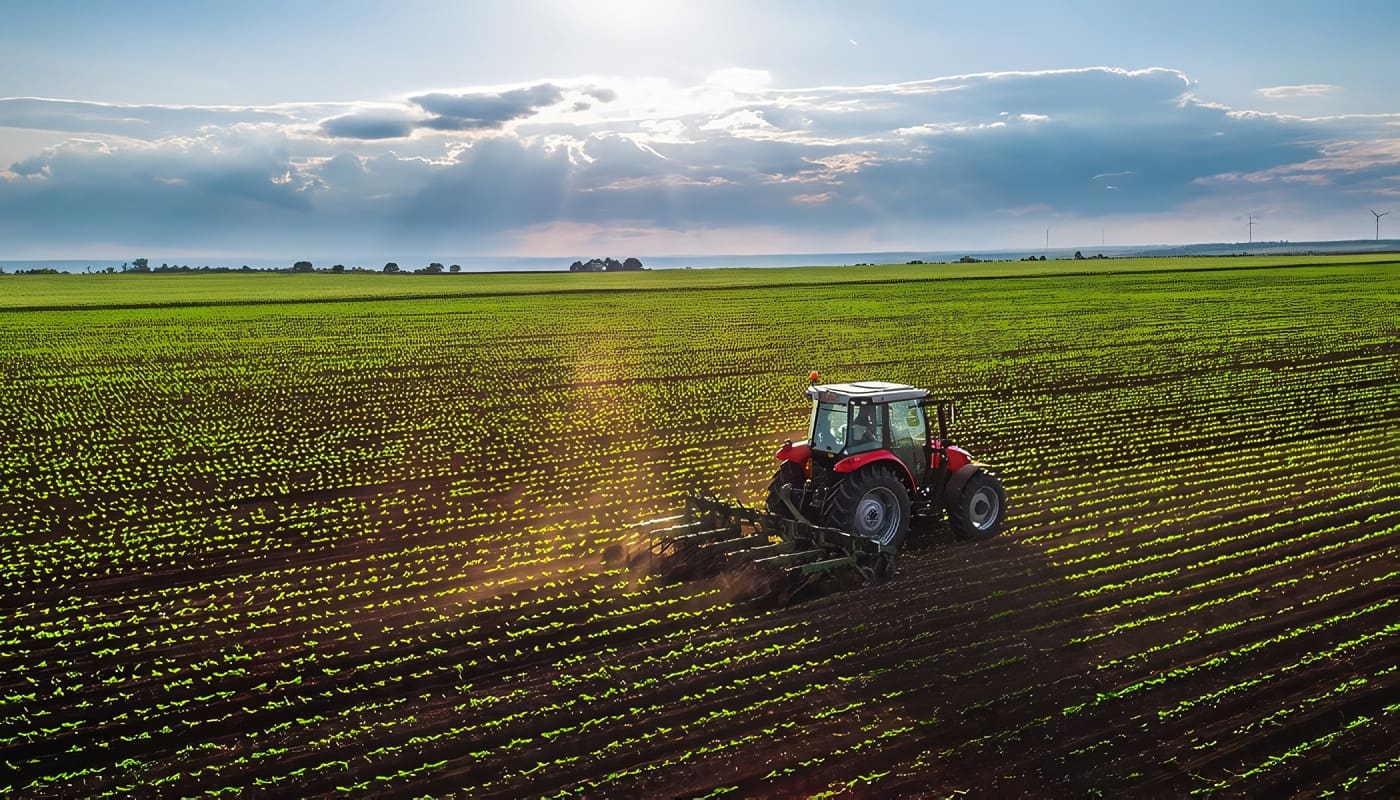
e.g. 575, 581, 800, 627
571, 0, 680, 34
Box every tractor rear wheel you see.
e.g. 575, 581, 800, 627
824, 466, 910, 548
949, 470, 1006, 541
765, 462, 807, 518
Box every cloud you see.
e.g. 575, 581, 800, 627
1194, 138, 1400, 190
1256, 84, 1340, 99
0, 96, 318, 140
411, 83, 565, 130
592, 174, 732, 191
319, 110, 420, 140
706, 68, 774, 94
583, 87, 619, 103
0, 132, 332, 254
700, 109, 775, 134
3, 67, 1398, 256
310, 83, 582, 140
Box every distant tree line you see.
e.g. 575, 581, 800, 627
3, 251, 1130, 277
569, 257, 645, 272
378, 262, 462, 274
117, 257, 262, 273
17, 258, 477, 275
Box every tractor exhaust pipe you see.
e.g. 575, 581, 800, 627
935, 399, 955, 441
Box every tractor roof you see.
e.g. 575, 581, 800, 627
806, 381, 930, 404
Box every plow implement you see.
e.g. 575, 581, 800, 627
646, 496, 897, 605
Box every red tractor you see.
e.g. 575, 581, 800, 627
650, 376, 1006, 600
766, 378, 1006, 546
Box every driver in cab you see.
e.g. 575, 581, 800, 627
849, 406, 878, 449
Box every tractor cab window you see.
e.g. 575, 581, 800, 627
845, 403, 883, 454
810, 402, 848, 453
810, 401, 886, 455
887, 400, 927, 447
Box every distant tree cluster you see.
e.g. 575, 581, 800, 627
122, 257, 254, 273
378, 261, 462, 274
569, 257, 645, 272
1074, 251, 1109, 260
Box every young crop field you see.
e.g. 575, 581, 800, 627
1, 257, 1397, 797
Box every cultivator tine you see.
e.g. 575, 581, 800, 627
631, 513, 687, 530
739, 540, 798, 560
650, 521, 700, 537
750, 549, 822, 569
668, 526, 743, 546
707, 534, 772, 555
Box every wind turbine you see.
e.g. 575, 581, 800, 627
1247, 214, 1256, 244
1372, 209, 1391, 241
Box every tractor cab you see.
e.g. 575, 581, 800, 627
806, 381, 932, 481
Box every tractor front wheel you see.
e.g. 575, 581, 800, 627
824, 466, 911, 548
949, 470, 1006, 541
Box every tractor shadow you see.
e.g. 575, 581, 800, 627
763, 511, 1111, 795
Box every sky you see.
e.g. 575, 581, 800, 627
2, 0, 1399, 262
